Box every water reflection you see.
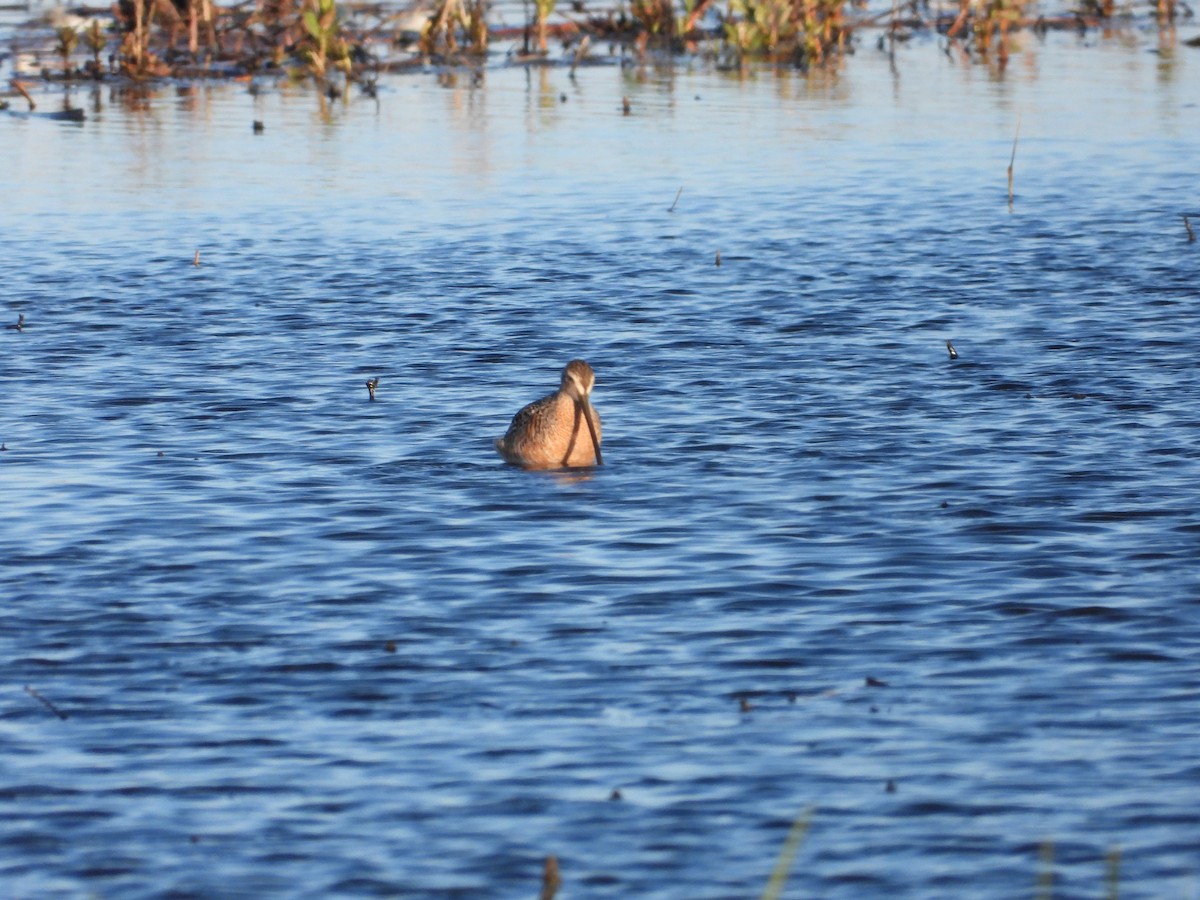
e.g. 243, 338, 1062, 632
526, 63, 563, 122
110, 81, 157, 114
1154, 26, 1178, 84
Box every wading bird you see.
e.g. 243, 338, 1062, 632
495, 359, 603, 469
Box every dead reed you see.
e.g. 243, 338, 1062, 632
420, 0, 489, 59
10, 79, 36, 110
1007, 114, 1021, 208
569, 34, 590, 76
539, 855, 561, 899
24, 684, 68, 720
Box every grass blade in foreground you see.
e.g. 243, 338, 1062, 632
761, 807, 814, 900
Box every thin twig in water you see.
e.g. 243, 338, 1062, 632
25, 685, 69, 720
1007, 115, 1022, 208
11, 79, 36, 111
668, 186, 683, 213
1035, 840, 1055, 900
569, 35, 590, 78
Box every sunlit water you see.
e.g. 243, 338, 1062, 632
3, 27, 1200, 897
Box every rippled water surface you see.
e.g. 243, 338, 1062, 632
3, 29, 1200, 898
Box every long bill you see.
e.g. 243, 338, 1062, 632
580, 398, 603, 466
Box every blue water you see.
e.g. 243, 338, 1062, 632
3, 29, 1200, 897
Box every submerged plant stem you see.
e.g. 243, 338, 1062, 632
1035, 840, 1055, 900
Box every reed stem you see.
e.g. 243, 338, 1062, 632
24, 685, 68, 720
1035, 840, 1055, 900
539, 855, 561, 900
1007, 114, 1022, 208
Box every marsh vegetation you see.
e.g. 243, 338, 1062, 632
2, 0, 1193, 108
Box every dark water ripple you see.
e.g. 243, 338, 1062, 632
4, 36, 1200, 898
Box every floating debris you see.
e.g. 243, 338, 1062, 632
46, 106, 86, 122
